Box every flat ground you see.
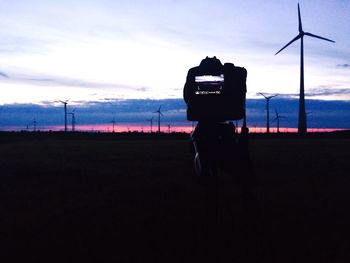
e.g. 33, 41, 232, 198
1, 132, 350, 262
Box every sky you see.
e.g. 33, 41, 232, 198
0, 0, 349, 130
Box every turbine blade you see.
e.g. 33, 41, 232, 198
275, 34, 301, 55
298, 3, 303, 33
304, 32, 335, 43
258, 92, 267, 99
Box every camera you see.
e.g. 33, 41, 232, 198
184, 57, 249, 180
184, 56, 247, 122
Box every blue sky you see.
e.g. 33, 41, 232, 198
0, 0, 349, 130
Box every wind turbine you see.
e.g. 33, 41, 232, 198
68, 109, 76, 132
28, 118, 38, 132
111, 117, 116, 133
167, 123, 171, 134
147, 117, 154, 133
258, 93, 278, 134
275, 3, 335, 134
273, 109, 286, 133
58, 100, 69, 132
153, 106, 163, 133
27, 119, 37, 131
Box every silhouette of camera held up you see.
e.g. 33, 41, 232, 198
184, 57, 248, 181
184, 56, 247, 122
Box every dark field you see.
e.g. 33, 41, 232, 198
1, 132, 350, 262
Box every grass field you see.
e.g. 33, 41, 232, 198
1, 132, 350, 262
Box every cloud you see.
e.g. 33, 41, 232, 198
253, 93, 299, 99
0, 71, 8, 78
256, 87, 350, 99
10, 74, 118, 89
306, 86, 350, 97
0, 70, 150, 92
136, 87, 149, 92
247, 98, 350, 128
336, 64, 350, 68
1, 98, 349, 130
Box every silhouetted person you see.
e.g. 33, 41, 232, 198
184, 57, 253, 260
184, 56, 248, 182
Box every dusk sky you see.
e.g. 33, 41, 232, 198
0, 0, 349, 131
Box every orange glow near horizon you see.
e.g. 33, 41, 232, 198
73, 124, 195, 133
3, 123, 346, 134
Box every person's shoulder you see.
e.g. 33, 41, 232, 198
186, 66, 199, 80
187, 66, 199, 74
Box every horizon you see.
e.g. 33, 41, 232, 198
1, 98, 349, 132
0, 124, 345, 134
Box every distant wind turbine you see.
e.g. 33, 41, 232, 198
258, 93, 278, 134
68, 109, 76, 132
27, 119, 37, 132
58, 100, 69, 132
153, 106, 163, 133
273, 109, 286, 133
275, 3, 335, 134
147, 117, 154, 133
111, 117, 116, 133
167, 123, 171, 134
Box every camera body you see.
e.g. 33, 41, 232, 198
184, 57, 247, 122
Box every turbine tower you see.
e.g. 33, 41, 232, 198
33, 118, 37, 132
167, 123, 171, 134
275, 3, 335, 134
153, 106, 163, 133
59, 100, 69, 132
147, 117, 154, 133
274, 109, 286, 133
258, 93, 278, 134
68, 109, 76, 132
111, 117, 116, 133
